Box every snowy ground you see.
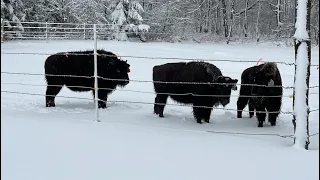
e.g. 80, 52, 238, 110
1, 40, 319, 180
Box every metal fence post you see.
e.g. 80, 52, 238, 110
93, 24, 100, 122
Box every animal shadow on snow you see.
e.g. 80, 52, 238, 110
56, 101, 96, 110
41, 100, 142, 111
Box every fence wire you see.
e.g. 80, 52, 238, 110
2, 71, 319, 89
1, 90, 319, 139
2, 82, 320, 98
1, 51, 319, 67
2, 90, 320, 114
206, 131, 319, 138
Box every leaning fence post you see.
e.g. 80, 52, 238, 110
93, 24, 100, 122
292, 0, 311, 150
1, 18, 4, 43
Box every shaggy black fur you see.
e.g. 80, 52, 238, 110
152, 61, 238, 124
237, 62, 283, 127
44, 49, 130, 108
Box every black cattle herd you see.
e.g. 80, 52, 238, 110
44, 49, 283, 127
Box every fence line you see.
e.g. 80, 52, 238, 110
3, 21, 128, 26
2, 90, 320, 115
3, 90, 319, 138
206, 131, 319, 138
1, 52, 319, 67
2, 82, 320, 98
3, 31, 170, 35
2, 22, 319, 144
2, 71, 319, 89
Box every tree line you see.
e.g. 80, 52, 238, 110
1, 0, 319, 43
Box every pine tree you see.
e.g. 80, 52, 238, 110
110, 0, 149, 41
1, 0, 26, 37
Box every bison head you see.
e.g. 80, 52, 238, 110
110, 59, 131, 87
212, 76, 238, 107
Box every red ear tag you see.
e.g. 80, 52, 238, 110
128, 67, 131, 73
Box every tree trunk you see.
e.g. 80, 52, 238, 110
243, 0, 249, 37
256, 2, 261, 42
227, 0, 236, 44
221, 0, 228, 37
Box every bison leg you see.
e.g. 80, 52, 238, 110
237, 98, 249, 118
92, 90, 109, 109
154, 94, 168, 117
193, 107, 212, 124
254, 102, 266, 127
237, 91, 250, 118
268, 111, 279, 126
192, 98, 212, 124
46, 84, 63, 107
203, 107, 212, 123
248, 98, 255, 118
266, 99, 281, 126
192, 107, 205, 124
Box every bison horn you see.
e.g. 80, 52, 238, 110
231, 79, 238, 91
232, 84, 237, 91
217, 76, 231, 81
267, 79, 274, 86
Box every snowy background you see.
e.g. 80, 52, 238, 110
1, 40, 319, 180
1, 0, 319, 179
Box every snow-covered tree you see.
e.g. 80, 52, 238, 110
1, 0, 26, 37
110, 0, 149, 40
35, 0, 80, 23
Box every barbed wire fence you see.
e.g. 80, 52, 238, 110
1, 23, 319, 141
1, 73, 319, 139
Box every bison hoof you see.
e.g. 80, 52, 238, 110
154, 109, 159, 115
258, 121, 264, 127
237, 113, 242, 118
98, 103, 107, 109
270, 122, 276, 126
159, 114, 164, 118
46, 102, 55, 107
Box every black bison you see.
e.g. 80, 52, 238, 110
44, 49, 130, 108
237, 62, 283, 127
152, 61, 238, 124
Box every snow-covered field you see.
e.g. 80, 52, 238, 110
1, 40, 319, 180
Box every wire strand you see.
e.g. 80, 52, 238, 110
1, 90, 319, 139
0, 90, 301, 114
2, 82, 320, 98
2, 71, 319, 89
1, 52, 319, 67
